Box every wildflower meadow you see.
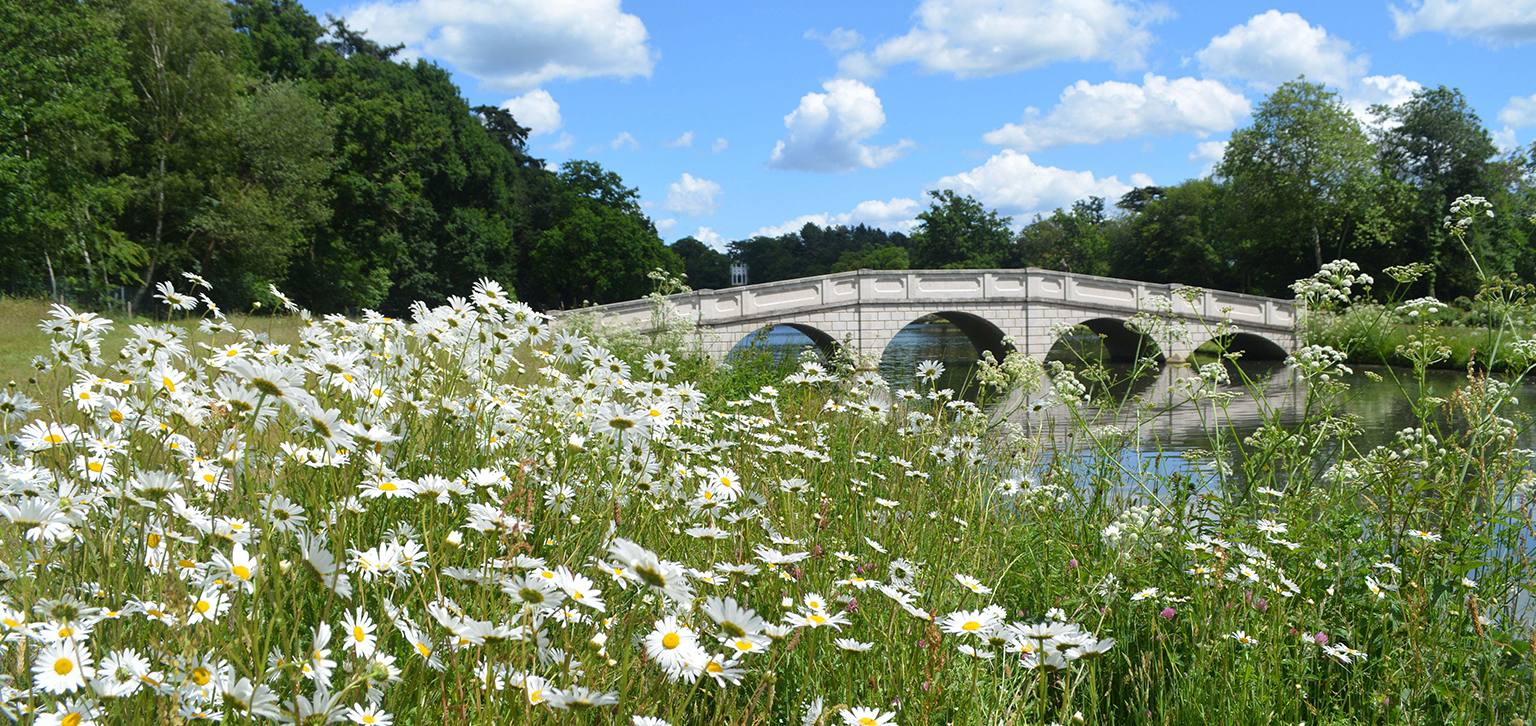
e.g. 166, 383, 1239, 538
3, 198, 1536, 726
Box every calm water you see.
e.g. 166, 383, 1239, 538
730, 320, 1536, 459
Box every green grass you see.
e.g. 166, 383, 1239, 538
2, 284, 1535, 726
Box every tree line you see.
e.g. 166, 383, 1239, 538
5, 0, 1534, 314
676, 81, 1536, 304
2, 0, 678, 314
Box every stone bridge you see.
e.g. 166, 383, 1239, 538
558, 268, 1298, 364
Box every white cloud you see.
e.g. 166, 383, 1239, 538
753, 197, 922, 237
1198, 11, 1369, 88
1493, 126, 1520, 153
1189, 140, 1227, 177
806, 27, 865, 52
932, 150, 1151, 217
661, 173, 722, 218
1499, 93, 1536, 127
545, 132, 576, 152
848, 0, 1169, 79
711, 137, 729, 153
1345, 74, 1424, 125
345, 0, 654, 92
499, 89, 561, 136
982, 74, 1250, 151
610, 131, 640, 151
663, 131, 695, 148
654, 218, 677, 234
769, 79, 915, 173
694, 227, 726, 250
1390, 0, 1536, 43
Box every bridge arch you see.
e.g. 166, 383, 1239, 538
728, 323, 841, 361
1195, 332, 1289, 361
1049, 317, 1165, 364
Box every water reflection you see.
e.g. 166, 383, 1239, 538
735, 321, 1536, 459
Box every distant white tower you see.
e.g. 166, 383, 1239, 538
730, 262, 748, 286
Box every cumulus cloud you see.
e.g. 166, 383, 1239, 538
1189, 140, 1227, 177
1345, 74, 1424, 125
610, 131, 640, 151
664, 131, 695, 148
711, 137, 729, 153
932, 150, 1152, 217
769, 80, 915, 173
546, 132, 575, 152
982, 74, 1250, 151
694, 227, 726, 250
654, 218, 678, 234
806, 27, 865, 52
1198, 11, 1369, 88
499, 90, 562, 136
661, 174, 722, 218
1390, 0, 1536, 43
844, 0, 1169, 79
345, 0, 654, 92
752, 197, 922, 237
1493, 127, 1520, 153
1499, 93, 1536, 127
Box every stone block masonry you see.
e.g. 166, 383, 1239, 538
553, 269, 1299, 364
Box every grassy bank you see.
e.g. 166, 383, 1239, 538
2, 268, 1534, 725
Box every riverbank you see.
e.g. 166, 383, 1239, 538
3, 285, 1533, 725
1298, 301, 1533, 373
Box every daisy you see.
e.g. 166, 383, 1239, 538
344, 703, 393, 725
342, 608, 378, 658
703, 596, 766, 638
186, 586, 229, 625
835, 638, 874, 652
841, 706, 898, 726
644, 616, 702, 674
34, 642, 93, 694
953, 573, 992, 595
941, 609, 999, 638
1131, 587, 1159, 602
1228, 630, 1258, 647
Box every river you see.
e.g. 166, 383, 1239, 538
729, 318, 1536, 458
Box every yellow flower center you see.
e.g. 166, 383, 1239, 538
662, 633, 681, 649
45, 434, 64, 444
163, 377, 176, 392
860, 719, 878, 726
63, 714, 82, 726
707, 661, 723, 673
232, 566, 251, 580
54, 658, 73, 676
110, 410, 123, 423
416, 643, 431, 657
146, 533, 161, 548
962, 621, 981, 631
354, 627, 367, 642
809, 614, 826, 625
195, 601, 211, 613
192, 667, 210, 685
58, 627, 73, 638
380, 482, 397, 491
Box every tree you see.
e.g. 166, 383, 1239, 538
670, 237, 730, 289
1219, 79, 1378, 294
1375, 86, 1499, 298
186, 81, 334, 306
911, 190, 1014, 268
120, 0, 242, 308
520, 161, 679, 308
1017, 197, 1111, 275
0, 0, 136, 301
1108, 181, 1234, 289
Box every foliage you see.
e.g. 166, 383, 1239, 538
3, 199, 1536, 723
911, 189, 1015, 269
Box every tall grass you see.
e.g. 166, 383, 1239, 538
2, 200, 1535, 725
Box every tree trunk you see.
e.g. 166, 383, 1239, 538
1311, 219, 1322, 271
132, 153, 168, 309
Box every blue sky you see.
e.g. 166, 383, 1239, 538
301, 0, 1536, 248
